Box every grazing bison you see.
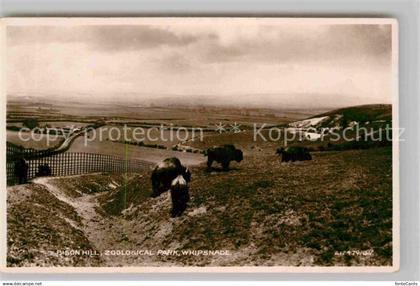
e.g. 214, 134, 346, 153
206, 144, 243, 170
170, 174, 190, 217
36, 163, 52, 177
151, 157, 191, 197
151, 157, 191, 217
14, 157, 28, 184
276, 146, 312, 162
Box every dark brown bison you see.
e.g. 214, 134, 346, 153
206, 144, 243, 170
276, 146, 312, 162
14, 157, 28, 184
169, 174, 190, 217
36, 163, 52, 177
151, 157, 191, 217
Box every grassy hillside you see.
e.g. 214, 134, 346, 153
6, 103, 394, 267
318, 104, 392, 122
313, 104, 392, 129
7, 183, 102, 267
7, 147, 393, 267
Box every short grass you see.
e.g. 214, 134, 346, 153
7, 184, 102, 267
178, 147, 391, 266
7, 147, 393, 266
99, 147, 393, 266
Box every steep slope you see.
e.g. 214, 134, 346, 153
7, 147, 393, 267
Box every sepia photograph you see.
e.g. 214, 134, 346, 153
1, 18, 399, 272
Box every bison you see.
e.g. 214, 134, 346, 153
151, 157, 191, 197
206, 144, 243, 170
276, 146, 312, 162
151, 157, 191, 217
36, 163, 52, 177
169, 174, 190, 217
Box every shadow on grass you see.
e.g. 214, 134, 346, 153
204, 167, 240, 173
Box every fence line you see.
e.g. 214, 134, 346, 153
7, 141, 66, 162
7, 151, 153, 186
6, 123, 105, 163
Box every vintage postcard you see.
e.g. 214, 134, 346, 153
0, 18, 399, 272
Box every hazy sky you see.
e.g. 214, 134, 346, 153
6, 19, 394, 108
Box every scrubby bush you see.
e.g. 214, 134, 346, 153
22, 118, 39, 129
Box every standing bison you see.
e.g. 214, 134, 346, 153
151, 157, 191, 217
36, 163, 52, 177
169, 174, 190, 217
206, 144, 243, 170
14, 157, 28, 184
276, 146, 312, 162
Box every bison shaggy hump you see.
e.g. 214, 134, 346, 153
206, 144, 243, 170
151, 157, 191, 198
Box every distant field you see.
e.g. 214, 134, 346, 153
7, 99, 318, 127
41, 121, 91, 128
7, 121, 90, 128
7, 131, 64, 150
68, 134, 206, 166
87, 125, 201, 147
6, 100, 322, 156
6, 102, 392, 165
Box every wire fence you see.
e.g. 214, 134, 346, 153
6, 151, 153, 186
7, 137, 78, 162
